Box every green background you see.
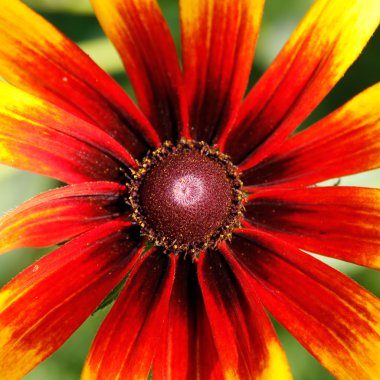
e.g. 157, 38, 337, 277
0, 0, 379, 378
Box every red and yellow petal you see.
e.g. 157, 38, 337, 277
241, 83, 380, 188
198, 250, 292, 379
181, 0, 264, 143
193, 304, 225, 380
0, 83, 136, 183
244, 187, 380, 269
0, 221, 144, 379
221, 0, 380, 167
90, 0, 189, 141
0, 0, 159, 158
153, 256, 223, 380
82, 249, 176, 380
229, 228, 380, 380
0, 182, 128, 255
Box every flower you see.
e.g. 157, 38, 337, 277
0, 0, 379, 378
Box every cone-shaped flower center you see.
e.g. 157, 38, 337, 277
140, 150, 231, 243
130, 140, 243, 254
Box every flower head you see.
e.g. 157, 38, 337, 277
0, 0, 379, 379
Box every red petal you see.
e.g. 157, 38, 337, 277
0, 221, 144, 379
228, 228, 380, 379
91, 0, 189, 141
0, 182, 128, 255
221, 0, 380, 167
242, 83, 380, 187
153, 256, 224, 380
0, 83, 136, 183
181, 0, 264, 143
244, 187, 380, 268
198, 250, 292, 379
0, 0, 160, 157
194, 304, 225, 380
82, 249, 176, 380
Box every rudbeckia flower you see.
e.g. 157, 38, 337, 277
0, 0, 379, 378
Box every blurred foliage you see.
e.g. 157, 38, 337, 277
0, 0, 379, 379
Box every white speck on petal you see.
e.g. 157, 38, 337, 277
32, 264, 40, 272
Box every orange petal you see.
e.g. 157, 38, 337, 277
90, 0, 189, 140
0, 182, 128, 255
198, 250, 292, 379
0, 83, 136, 183
242, 83, 380, 187
153, 256, 224, 380
0, 0, 159, 157
180, 0, 264, 142
245, 187, 380, 269
0, 221, 144, 379
229, 228, 380, 379
82, 249, 176, 380
221, 0, 380, 168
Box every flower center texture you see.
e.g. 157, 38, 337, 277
129, 140, 244, 254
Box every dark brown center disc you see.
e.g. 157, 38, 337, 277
129, 140, 243, 254
139, 150, 232, 247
